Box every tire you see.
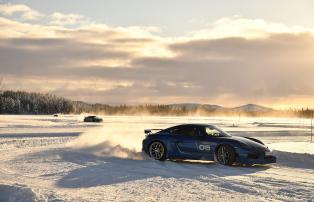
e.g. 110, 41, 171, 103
216, 145, 236, 166
148, 141, 167, 161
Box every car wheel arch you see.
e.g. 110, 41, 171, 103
148, 139, 167, 147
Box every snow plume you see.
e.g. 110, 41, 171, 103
67, 123, 148, 160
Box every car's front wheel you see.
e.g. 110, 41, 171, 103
216, 145, 236, 166
148, 141, 166, 161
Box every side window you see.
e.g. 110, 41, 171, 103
205, 127, 221, 137
171, 126, 199, 136
184, 127, 199, 136
170, 127, 184, 135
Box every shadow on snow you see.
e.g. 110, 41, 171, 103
52, 145, 270, 188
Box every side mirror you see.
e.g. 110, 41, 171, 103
144, 129, 151, 134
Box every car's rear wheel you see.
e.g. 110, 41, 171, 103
149, 141, 166, 161
216, 145, 235, 166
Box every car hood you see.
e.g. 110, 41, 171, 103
229, 136, 268, 151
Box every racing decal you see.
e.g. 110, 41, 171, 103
198, 144, 211, 151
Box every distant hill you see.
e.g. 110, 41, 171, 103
168, 103, 223, 111
168, 103, 273, 113
230, 104, 273, 112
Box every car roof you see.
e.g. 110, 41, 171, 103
177, 123, 213, 127
168, 123, 214, 128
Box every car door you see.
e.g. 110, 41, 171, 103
198, 126, 222, 159
171, 125, 203, 158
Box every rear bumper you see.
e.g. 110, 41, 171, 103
237, 155, 276, 165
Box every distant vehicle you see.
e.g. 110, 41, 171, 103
84, 116, 103, 123
53, 114, 59, 117
142, 124, 276, 166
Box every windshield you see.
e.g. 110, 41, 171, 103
205, 126, 231, 137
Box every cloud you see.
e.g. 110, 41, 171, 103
0, 3, 43, 20
186, 16, 314, 40
1, 5, 314, 108
0, 37, 133, 73
2, 34, 314, 104
49, 12, 85, 25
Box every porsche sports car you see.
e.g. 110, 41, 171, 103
142, 124, 276, 166
83, 116, 103, 123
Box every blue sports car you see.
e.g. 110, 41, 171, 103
142, 124, 276, 166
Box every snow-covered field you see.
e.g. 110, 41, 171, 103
0, 115, 313, 202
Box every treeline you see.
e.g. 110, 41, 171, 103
72, 102, 195, 115
0, 90, 73, 114
0, 90, 313, 118
295, 108, 314, 118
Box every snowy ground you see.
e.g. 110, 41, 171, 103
0, 115, 313, 201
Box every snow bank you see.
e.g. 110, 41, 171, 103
273, 150, 314, 169
270, 142, 314, 154
269, 142, 314, 169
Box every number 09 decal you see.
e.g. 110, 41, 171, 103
199, 144, 211, 151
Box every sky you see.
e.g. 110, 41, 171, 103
0, 0, 314, 109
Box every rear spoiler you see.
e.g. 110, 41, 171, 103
144, 129, 163, 135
